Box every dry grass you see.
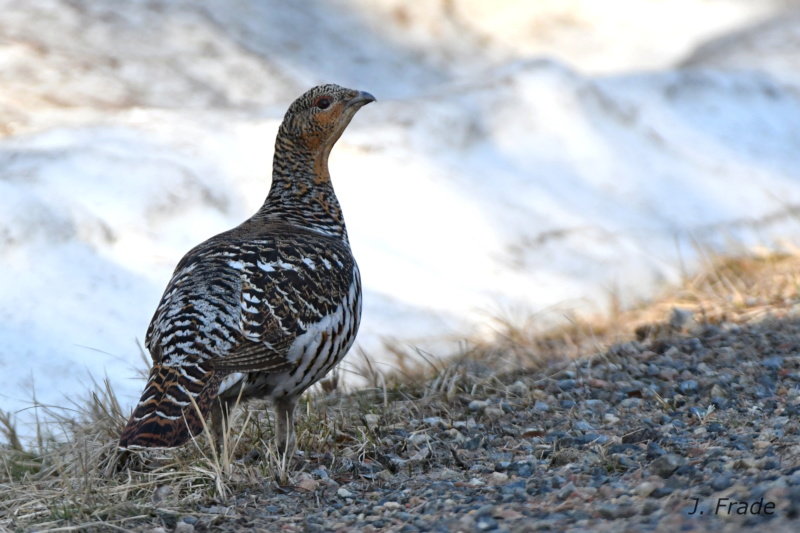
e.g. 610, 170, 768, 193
3, 251, 800, 530
460, 251, 800, 375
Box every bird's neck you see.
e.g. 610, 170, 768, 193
257, 136, 348, 240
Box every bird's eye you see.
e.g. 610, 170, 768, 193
314, 96, 332, 110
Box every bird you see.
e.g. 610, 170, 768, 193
118, 84, 374, 455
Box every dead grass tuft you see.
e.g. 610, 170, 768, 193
453, 251, 800, 380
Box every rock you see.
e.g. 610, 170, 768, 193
641, 499, 661, 515
557, 482, 577, 500
585, 399, 606, 410
469, 400, 489, 412
296, 476, 320, 492
408, 446, 431, 463
604, 413, 620, 425
151, 485, 172, 505
710, 473, 732, 491
679, 380, 699, 394
462, 436, 483, 450
733, 458, 757, 470
710, 384, 727, 398
447, 428, 466, 443
382, 501, 401, 509
761, 356, 784, 370
670, 308, 694, 330
664, 346, 681, 358
760, 446, 780, 464
556, 379, 578, 391
647, 443, 674, 461
475, 504, 495, 517
174, 524, 194, 533
574, 433, 608, 445
337, 487, 355, 499
408, 433, 429, 446
485, 407, 505, 418
507, 380, 529, 395
423, 416, 443, 427
488, 472, 509, 485
201, 506, 229, 515
650, 454, 686, 478
311, 467, 330, 479
364, 413, 380, 428
596, 503, 621, 519
507, 461, 534, 477
476, 516, 499, 531
634, 481, 659, 497
650, 486, 675, 498
432, 468, 461, 481
534, 401, 550, 412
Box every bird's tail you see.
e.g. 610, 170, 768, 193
119, 362, 222, 449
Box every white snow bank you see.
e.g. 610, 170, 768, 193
682, 9, 800, 88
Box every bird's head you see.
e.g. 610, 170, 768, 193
278, 84, 376, 155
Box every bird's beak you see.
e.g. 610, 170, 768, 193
345, 91, 376, 110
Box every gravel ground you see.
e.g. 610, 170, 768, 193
125, 309, 800, 533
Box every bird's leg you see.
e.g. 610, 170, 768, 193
273, 395, 298, 456
210, 397, 230, 455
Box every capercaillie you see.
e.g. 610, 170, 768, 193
119, 84, 375, 455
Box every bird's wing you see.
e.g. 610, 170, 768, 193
211, 232, 357, 372
145, 228, 356, 374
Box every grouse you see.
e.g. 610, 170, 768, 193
119, 84, 374, 454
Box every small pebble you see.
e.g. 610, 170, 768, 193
337, 488, 355, 499
557, 379, 578, 391
476, 516, 499, 531
488, 472, 509, 485
485, 407, 505, 418
650, 454, 686, 478
463, 436, 483, 450
596, 503, 621, 519
670, 308, 693, 330
761, 356, 784, 370
634, 481, 658, 497
469, 400, 489, 412
364, 413, 380, 428
710, 384, 727, 398
558, 482, 577, 500
733, 458, 757, 470
710, 473, 732, 491
423, 416, 442, 427
507, 380, 529, 395
508, 461, 534, 477
585, 399, 606, 410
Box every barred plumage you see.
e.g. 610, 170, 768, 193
119, 84, 374, 453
